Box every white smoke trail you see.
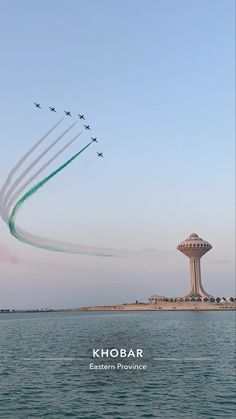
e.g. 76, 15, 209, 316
13, 226, 116, 256
3, 131, 82, 220
0, 117, 64, 208
1, 120, 78, 215
8, 141, 119, 257
1, 120, 122, 257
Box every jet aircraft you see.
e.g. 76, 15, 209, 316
49, 107, 56, 112
91, 137, 98, 143
64, 110, 71, 116
78, 114, 85, 120
84, 124, 91, 130
34, 103, 41, 109
97, 152, 103, 158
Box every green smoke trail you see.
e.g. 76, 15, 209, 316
8, 142, 94, 254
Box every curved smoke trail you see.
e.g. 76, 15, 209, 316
3, 131, 82, 220
8, 142, 114, 257
0, 117, 64, 209
2, 120, 78, 215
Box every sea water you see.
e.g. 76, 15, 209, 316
0, 311, 235, 418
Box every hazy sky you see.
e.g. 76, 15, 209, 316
0, 0, 235, 308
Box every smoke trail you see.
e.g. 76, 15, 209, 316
3, 131, 82, 220
0, 118, 64, 208
8, 142, 114, 256
2, 121, 78, 213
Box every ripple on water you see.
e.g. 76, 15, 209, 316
0, 311, 235, 418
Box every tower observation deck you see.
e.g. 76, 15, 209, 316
177, 233, 213, 298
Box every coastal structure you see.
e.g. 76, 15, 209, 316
148, 232, 214, 303
177, 233, 212, 298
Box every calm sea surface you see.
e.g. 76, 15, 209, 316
0, 311, 235, 418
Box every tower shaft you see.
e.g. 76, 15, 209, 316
190, 257, 201, 295
186, 257, 211, 298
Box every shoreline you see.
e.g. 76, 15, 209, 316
2, 302, 235, 313
72, 302, 236, 312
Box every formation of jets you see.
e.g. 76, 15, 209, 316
34, 102, 103, 157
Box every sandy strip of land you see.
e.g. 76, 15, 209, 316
71, 302, 236, 312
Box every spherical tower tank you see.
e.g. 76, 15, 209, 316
177, 233, 213, 298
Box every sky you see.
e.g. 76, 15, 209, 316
0, 0, 235, 308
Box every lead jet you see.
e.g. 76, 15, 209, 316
49, 107, 56, 112
91, 137, 98, 143
64, 110, 71, 116
78, 114, 85, 120
84, 124, 91, 130
34, 102, 41, 109
97, 152, 103, 158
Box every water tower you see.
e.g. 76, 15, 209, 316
177, 233, 213, 298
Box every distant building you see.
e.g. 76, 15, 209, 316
148, 295, 166, 303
